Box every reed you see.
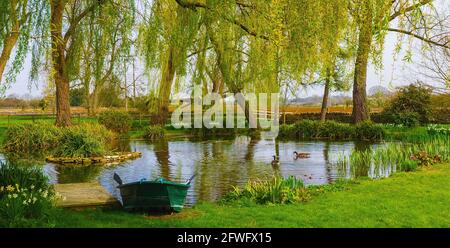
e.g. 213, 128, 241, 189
336, 136, 449, 179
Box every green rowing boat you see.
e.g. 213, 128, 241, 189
113, 173, 194, 212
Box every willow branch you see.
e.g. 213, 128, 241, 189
64, 0, 108, 45
389, 0, 432, 21
387, 27, 449, 49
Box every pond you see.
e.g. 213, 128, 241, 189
17, 136, 389, 206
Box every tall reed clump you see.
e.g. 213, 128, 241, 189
336, 136, 450, 178
223, 176, 310, 204
0, 162, 57, 227
2, 122, 114, 157
2, 121, 62, 153
143, 125, 165, 141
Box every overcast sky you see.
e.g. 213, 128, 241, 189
4, 0, 448, 99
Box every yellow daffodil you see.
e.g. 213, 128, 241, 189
6, 185, 14, 192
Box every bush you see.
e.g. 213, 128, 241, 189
385, 111, 420, 127
0, 162, 57, 227
318, 121, 355, 139
3, 121, 62, 153
223, 176, 310, 204
278, 124, 296, 139
143, 125, 165, 140
382, 83, 432, 124
98, 110, 132, 134
293, 120, 321, 138
278, 120, 384, 141
354, 121, 385, 140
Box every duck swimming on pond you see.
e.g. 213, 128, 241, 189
293, 151, 310, 159
271, 155, 280, 166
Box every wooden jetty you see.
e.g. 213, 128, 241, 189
46, 151, 142, 165
54, 183, 120, 208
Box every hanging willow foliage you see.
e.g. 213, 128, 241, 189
0, 0, 48, 93
139, 0, 351, 101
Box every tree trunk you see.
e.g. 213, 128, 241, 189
91, 86, 100, 115
0, 32, 19, 84
0, 0, 21, 84
155, 47, 175, 125
51, 0, 72, 127
320, 70, 331, 122
352, 4, 373, 124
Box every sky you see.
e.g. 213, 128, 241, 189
3, 0, 448, 99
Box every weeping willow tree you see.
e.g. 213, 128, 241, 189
350, 0, 449, 123
140, 0, 349, 124
42, 0, 138, 126
0, 0, 47, 93
77, 1, 135, 115
139, 0, 200, 124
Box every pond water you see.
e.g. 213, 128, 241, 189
24, 136, 387, 206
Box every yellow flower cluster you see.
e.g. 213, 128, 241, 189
1, 184, 54, 206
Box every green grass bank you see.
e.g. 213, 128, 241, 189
54, 163, 450, 228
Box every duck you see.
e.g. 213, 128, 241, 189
293, 151, 310, 159
271, 155, 280, 166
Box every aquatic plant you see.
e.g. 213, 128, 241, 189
2, 121, 62, 153
336, 137, 450, 178
54, 128, 105, 158
224, 176, 310, 204
143, 125, 165, 140
2, 122, 114, 157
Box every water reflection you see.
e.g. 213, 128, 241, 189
27, 137, 386, 205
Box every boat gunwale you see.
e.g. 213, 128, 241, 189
117, 180, 191, 189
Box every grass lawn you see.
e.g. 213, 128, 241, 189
54, 163, 450, 228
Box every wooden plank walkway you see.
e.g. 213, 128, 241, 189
54, 183, 120, 208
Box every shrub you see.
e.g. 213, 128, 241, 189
98, 110, 132, 134
279, 120, 375, 140
0, 162, 57, 227
318, 121, 355, 139
382, 83, 432, 124
278, 124, 296, 139
388, 111, 420, 127
223, 176, 310, 204
143, 125, 165, 140
293, 120, 321, 138
354, 121, 385, 140
3, 121, 62, 153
